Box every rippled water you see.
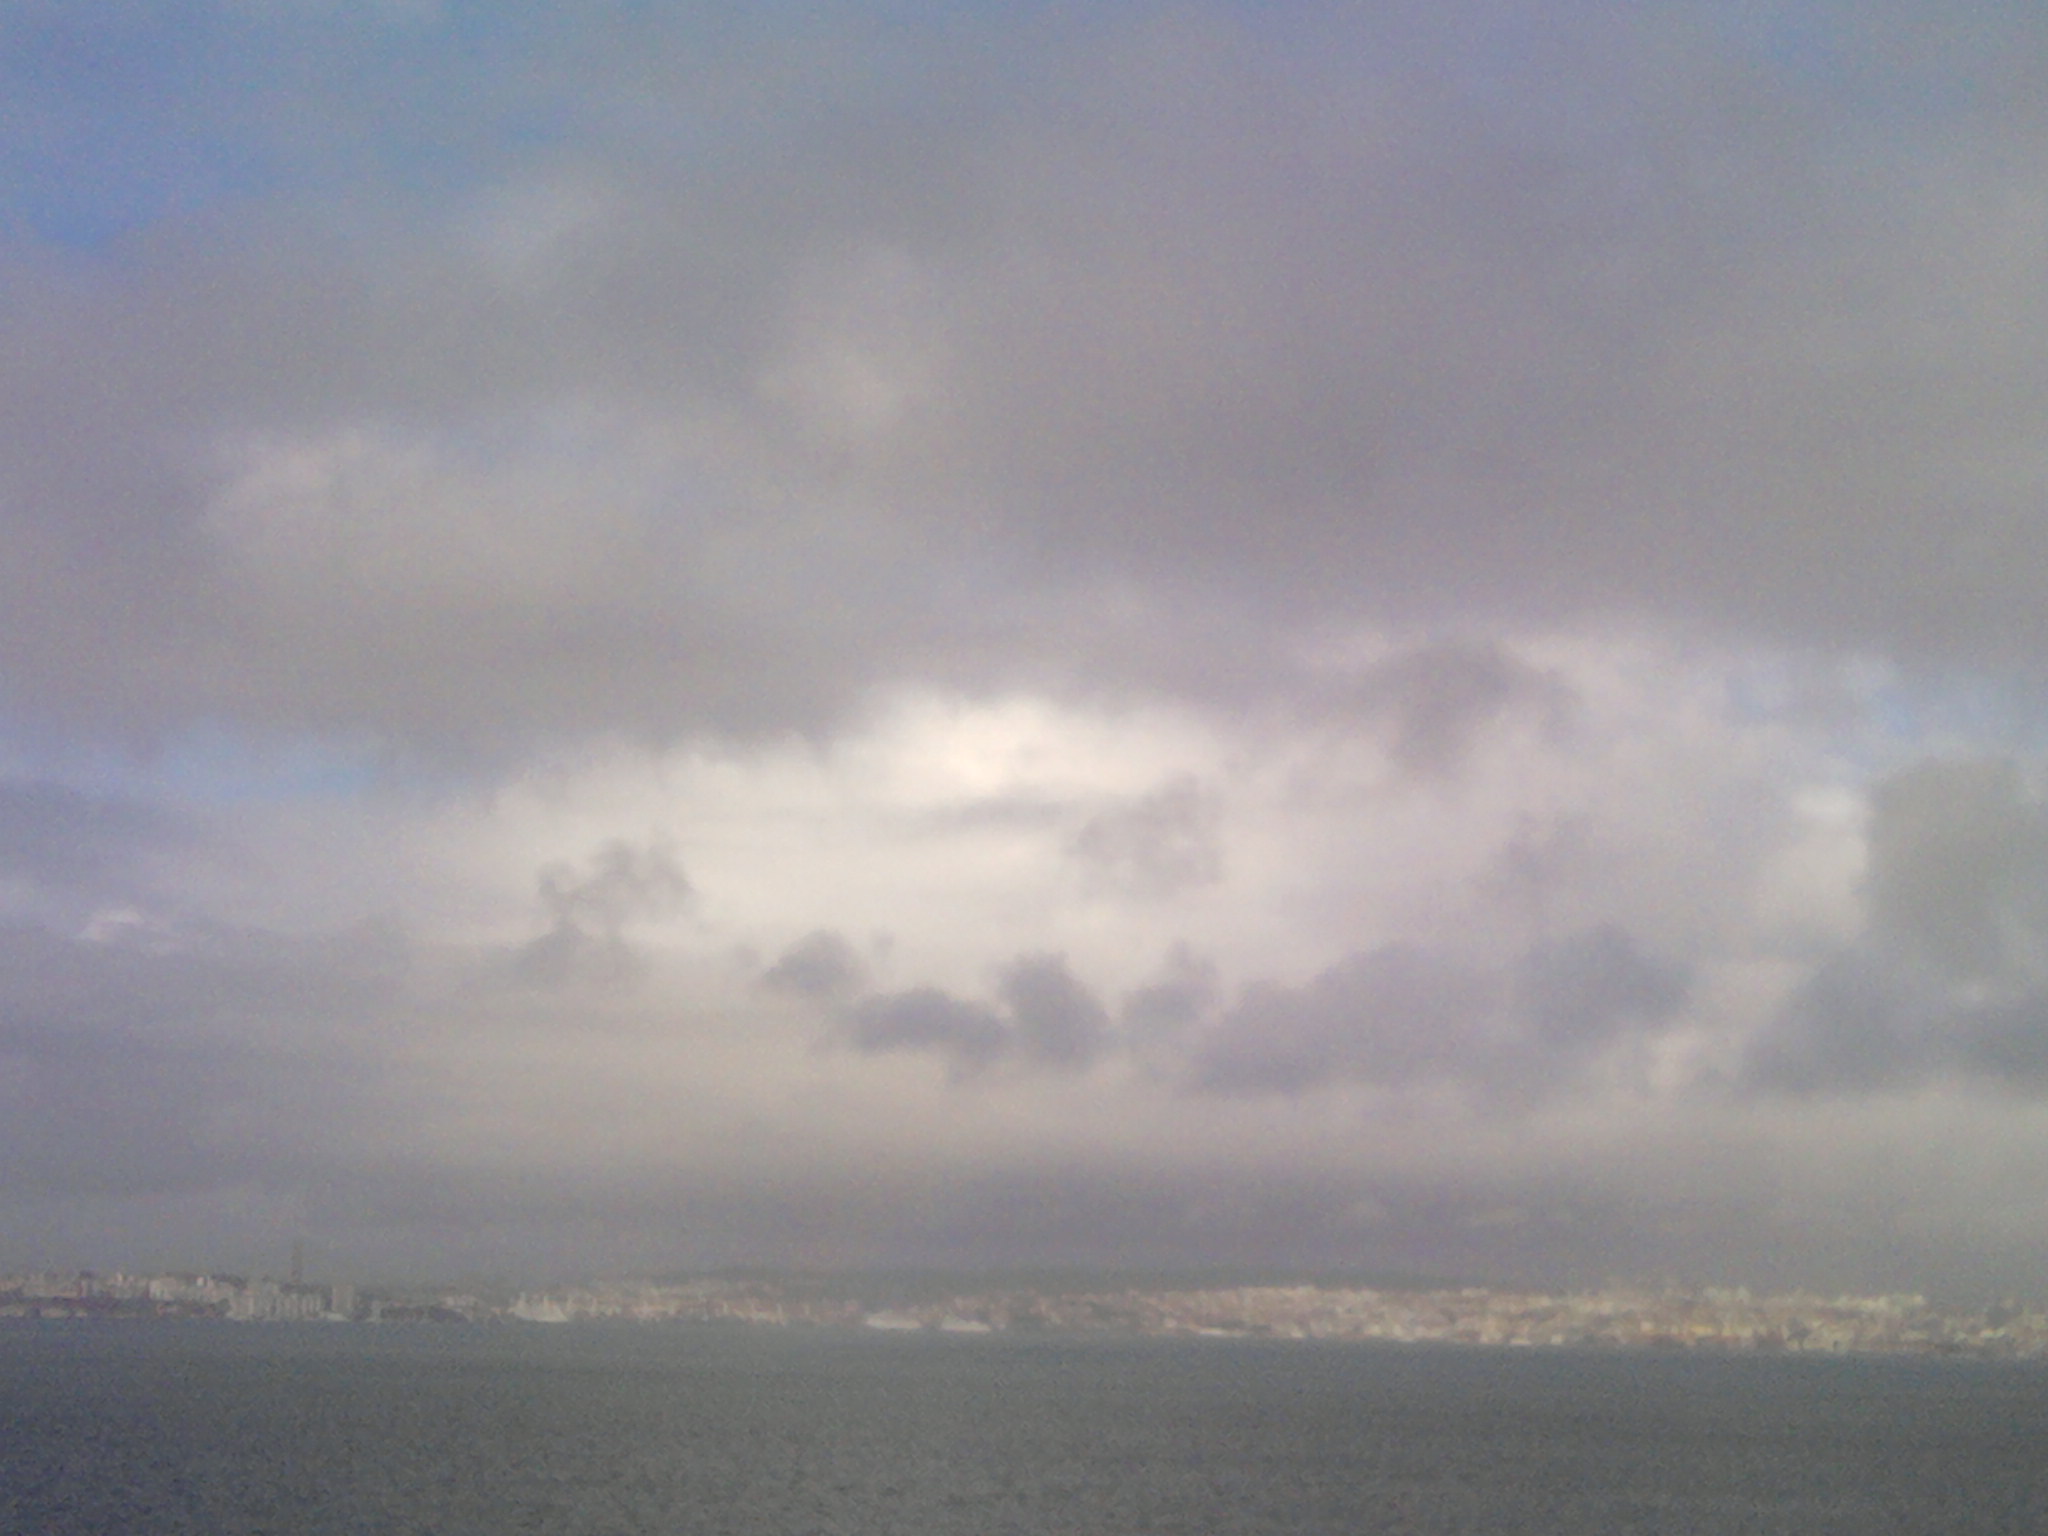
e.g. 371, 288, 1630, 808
4, 1322, 2046, 1534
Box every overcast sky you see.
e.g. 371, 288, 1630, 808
6, 0, 2048, 1296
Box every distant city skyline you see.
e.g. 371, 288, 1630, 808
12, 1264, 2048, 1365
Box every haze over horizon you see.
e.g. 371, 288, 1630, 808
7, 1, 2048, 1298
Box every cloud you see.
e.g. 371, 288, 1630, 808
0, 917, 407, 1199
1120, 943, 1220, 1048
0, 779, 183, 901
6, 4, 2048, 1294
1742, 757, 2048, 1096
508, 839, 689, 991
1865, 757, 2048, 981
842, 951, 1110, 1079
0, 6, 2044, 757
761, 928, 867, 1000
1515, 924, 1690, 1054
998, 951, 1112, 1070
1955, 994, 2048, 1089
1067, 774, 1223, 897
843, 986, 1009, 1080
1190, 945, 1496, 1096
1743, 950, 2048, 1098
1342, 641, 1576, 778
1190, 926, 1689, 1101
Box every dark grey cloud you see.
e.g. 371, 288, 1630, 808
1742, 940, 2048, 1098
1515, 924, 1690, 1053
1119, 943, 1220, 1046
0, 917, 407, 1199
0, 779, 183, 897
1, 6, 2046, 756
508, 839, 689, 991
538, 839, 691, 934
845, 1166, 1843, 1297
1191, 945, 1496, 1096
1865, 757, 2048, 981
307, 1131, 2048, 1298
1342, 641, 1575, 777
1191, 926, 1689, 1100
1068, 775, 1222, 897
842, 952, 1110, 1078
998, 951, 1112, 1070
843, 986, 1010, 1080
1480, 815, 1596, 942
761, 928, 867, 1000
0, 902, 2037, 1297
844, 925, 1689, 1100
1742, 951, 2048, 1097
1954, 994, 2048, 1088
1743, 756, 2048, 1096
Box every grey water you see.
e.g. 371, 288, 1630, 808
3, 1323, 2046, 1535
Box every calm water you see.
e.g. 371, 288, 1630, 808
3, 1323, 2046, 1534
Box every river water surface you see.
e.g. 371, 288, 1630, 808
3, 1322, 2045, 1534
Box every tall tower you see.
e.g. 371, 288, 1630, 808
290, 1240, 305, 1288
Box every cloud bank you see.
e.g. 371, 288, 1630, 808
5, 2, 2048, 1296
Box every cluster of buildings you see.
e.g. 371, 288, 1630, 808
971, 1282, 2048, 1357
9, 1268, 2048, 1359
507, 1278, 864, 1327
2, 1269, 360, 1322
500, 1276, 2048, 1358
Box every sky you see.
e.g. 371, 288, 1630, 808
5, 0, 2048, 1297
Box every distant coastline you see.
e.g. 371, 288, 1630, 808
7, 1268, 2046, 1361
